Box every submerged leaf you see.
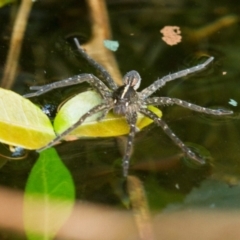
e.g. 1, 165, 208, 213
54, 91, 162, 139
164, 179, 240, 212
0, 88, 56, 149
24, 148, 75, 240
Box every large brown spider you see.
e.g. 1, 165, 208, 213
24, 38, 233, 177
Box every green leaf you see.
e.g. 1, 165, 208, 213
54, 91, 162, 139
24, 148, 75, 240
0, 0, 15, 8
0, 88, 56, 149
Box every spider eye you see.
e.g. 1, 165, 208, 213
123, 70, 141, 90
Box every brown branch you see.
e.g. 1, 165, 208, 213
2, 186, 240, 239
83, 0, 122, 85
127, 176, 156, 240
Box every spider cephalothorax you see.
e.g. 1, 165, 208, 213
24, 38, 233, 177
113, 70, 141, 115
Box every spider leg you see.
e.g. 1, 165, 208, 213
145, 97, 233, 115
140, 108, 206, 165
96, 108, 109, 121
37, 103, 111, 152
73, 38, 118, 91
140, 57, 214, 99
23, 74, 111, 99
123, 112, 138, 177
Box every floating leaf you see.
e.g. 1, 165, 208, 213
54, 91, 162, 139
228, 98, 237, 107
103, 39, 119, 51
0, 88, 56, 149
24, 148, 75, 240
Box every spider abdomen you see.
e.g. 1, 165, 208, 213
113, 101, 140, 115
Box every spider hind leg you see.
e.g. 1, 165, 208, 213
122, 112, 138, 177
140, 108, 206, 165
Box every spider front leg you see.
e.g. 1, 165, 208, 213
23, 74, 111, 99
122, 112, 138, 177
145, 97, 233, 115
140, 108, 206, 165
37, 103, 111, 152
140, 57, 214, 98
73, 38, 118, 91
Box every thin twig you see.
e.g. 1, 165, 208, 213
1, 0, 33, 89
187, 15, 238, 43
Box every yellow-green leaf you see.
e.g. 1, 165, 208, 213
54, 91, 162, 138
0, 88, 56, 149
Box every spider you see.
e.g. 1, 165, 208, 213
24, 38, 233, 177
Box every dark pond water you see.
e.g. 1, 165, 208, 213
0, 0, 240, 238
